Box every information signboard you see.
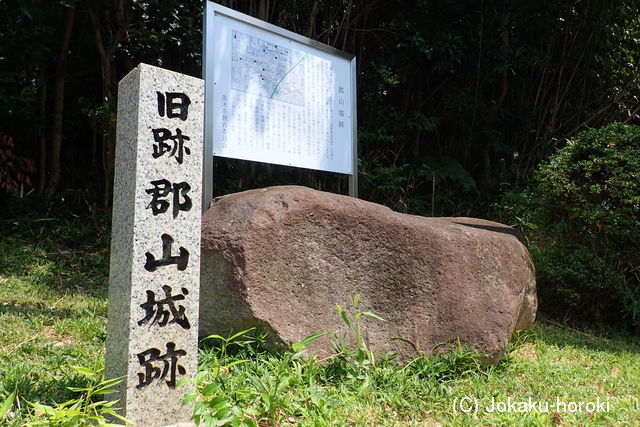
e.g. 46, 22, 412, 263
203, 2, 357, 204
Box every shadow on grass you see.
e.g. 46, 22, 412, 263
0, 238, 109, 299
0, 302, 99, 322
533, 320, 640, 355
1, 193, 111, 299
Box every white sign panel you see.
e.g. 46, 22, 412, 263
204, 2, 355, 175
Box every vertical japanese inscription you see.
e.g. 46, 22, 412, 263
106, 64, 203, 425
136, 89, 193, 390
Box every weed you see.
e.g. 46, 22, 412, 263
332, 293, 387, 365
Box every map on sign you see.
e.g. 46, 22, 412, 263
231, 31, 305, 107
204, 2, 355, 178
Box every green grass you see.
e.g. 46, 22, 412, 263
189, 326, 640, 426
0, 199, 110, 422
1, 198, 639, 425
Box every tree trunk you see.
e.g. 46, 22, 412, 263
43, 5, 75, 200
306, 1, 320, 38
100, 57, 116, 209
37, 65, 47, 196
88, 0, 129, 208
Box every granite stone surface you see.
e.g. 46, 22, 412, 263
106, 63, 204, 426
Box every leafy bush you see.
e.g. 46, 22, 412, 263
519, 123, 640, 329
536, 122, 640, 239
531, 243, 629, 324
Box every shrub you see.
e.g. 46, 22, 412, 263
532, 122, 640, 329
536, 122, 640, 239
531, 242, 628, 324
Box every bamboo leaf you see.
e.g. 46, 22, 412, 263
0, 390, 16, 419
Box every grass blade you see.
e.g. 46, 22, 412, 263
0, 390, 16, 419
360, 312, 387, 322
336, 304, 353, 331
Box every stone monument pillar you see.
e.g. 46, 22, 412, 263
106, 63, 203, 425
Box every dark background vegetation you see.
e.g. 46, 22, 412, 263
1, 0, 639, 331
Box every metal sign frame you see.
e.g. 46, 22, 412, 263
202, 1, 358, 210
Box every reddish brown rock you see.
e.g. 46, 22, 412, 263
200, 186, 537, 363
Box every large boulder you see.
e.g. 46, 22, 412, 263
200, 186, 537, 363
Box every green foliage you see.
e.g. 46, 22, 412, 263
0, 194, 110, 423
497, 123, 640, 330
535, 123, 640, 328
188, 322, 640, 425
421, 156, 477, 191
333, 293, 386, 365
125, 0, 202, 74
0, 390, 16, 422
189, 324, 488, 426
25, 366, 129, 426
184, 329, 260, 426
2, 0, 639, 215
536, 122, 640, 239
362, 155, 477, 215
532, 243, 628, 322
